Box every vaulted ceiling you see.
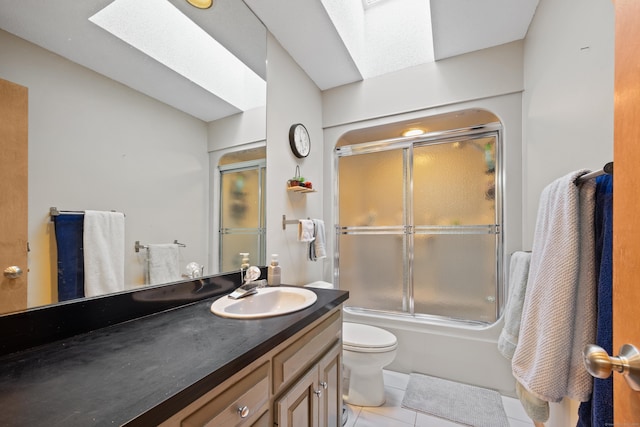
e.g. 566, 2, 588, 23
0, 0, 538, 122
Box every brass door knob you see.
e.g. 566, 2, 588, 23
583, 343, 640, 391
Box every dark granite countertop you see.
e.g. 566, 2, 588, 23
0, 286, 348, 427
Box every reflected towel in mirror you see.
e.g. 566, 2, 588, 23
83, 210, 125, 297
53, 214, 85, 301
147, 244, 181, 285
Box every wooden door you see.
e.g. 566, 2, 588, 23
0, 78, 28, 314
613, 0, 640, 422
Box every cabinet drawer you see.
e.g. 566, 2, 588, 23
181, 362, 269, 427
273, 310, 341, 394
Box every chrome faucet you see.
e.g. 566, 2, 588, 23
228, 266, 264, 300
227, 279, 267, 300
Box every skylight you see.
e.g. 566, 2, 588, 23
89, 0, 266, 112
322, 0, 434, 79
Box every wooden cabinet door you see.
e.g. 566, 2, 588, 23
275, 366, 319, 427
317, 343, 342, 427
0, 78, 29, 314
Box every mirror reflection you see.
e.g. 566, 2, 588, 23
218, 147, 267, 273
0, 0, 267, 314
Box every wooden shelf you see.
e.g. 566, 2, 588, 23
287, 186, 316, 193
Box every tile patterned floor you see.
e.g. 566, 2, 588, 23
344, 371, 533, 427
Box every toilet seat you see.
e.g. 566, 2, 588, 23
343, 322, 398, 353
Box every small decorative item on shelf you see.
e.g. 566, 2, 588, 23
287, 165, 316, 193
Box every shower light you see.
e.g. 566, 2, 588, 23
402, 128, 425, 137
186, 0, 212, 9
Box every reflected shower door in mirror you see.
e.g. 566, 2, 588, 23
0, 1, 266, 314
218, 148, 266, 273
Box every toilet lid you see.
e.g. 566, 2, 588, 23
343, 322, 397, 352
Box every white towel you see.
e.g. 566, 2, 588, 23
511, 170, 597, 403
498, 251, 531, 360
312, 219, 326, 260
83, 210, 125, 297
147, 244, 181, 285
298, 219, 315, 242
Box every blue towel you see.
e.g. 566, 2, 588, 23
577, 174, 613, 427
53, 214, 85, 301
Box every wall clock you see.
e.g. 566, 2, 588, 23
289, 123, 310, 158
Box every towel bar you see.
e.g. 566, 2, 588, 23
135, 240, 186, 253
282, 214, 310, 230
49, 207, 125, 220
574, 161, 613, 185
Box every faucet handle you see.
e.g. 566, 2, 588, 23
244, 266, 261, 283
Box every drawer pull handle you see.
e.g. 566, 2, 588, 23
320, 381, 328, 390
314, 389, 322, 397
237, 406, 250, 418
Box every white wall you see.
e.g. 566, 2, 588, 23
521, 0, 614, 424
322, 40, 524, 128
522, 0, 614, 248
0, 30, 210, 307
206, 107, 266, 152
265, 34, 325, 285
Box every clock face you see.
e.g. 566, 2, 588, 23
289, 124, 310, 158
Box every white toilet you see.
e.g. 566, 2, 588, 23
304, 282, 398, 407
342, 322, 398, 407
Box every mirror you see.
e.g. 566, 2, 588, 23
0, 0, 266, 314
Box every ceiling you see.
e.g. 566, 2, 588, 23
0, 0, 538, 122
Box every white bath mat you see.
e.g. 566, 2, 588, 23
401, 373, 509, 427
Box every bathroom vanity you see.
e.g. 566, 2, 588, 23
0, 274, 348, 426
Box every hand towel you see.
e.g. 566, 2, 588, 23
53, 214, 85, 301
298, 219, 315, 242
516, 381, 549, 423
498, 251, 531, 360
83, 210, 125, 297
512, 170, 597, 403
577, 174, 613, 427
312, 219, 327, 261
147, 243, 181, 285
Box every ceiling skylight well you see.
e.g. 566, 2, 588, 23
362, 0, 389, 9
322, 0, 434, 79
89, 0, 266, 112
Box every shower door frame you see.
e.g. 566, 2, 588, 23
334, 123, 505, 326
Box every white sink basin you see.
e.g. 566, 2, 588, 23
210, 287, 318, 319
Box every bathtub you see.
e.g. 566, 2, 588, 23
342, 306, 516, 397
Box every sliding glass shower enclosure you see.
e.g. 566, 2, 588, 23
335, 124, 503, 324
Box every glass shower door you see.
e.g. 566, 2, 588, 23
412, 136, 499, 323
336, 130, 501, 324
337, 148, 408, 313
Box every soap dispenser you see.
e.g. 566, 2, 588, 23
267, 254, 281, 286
